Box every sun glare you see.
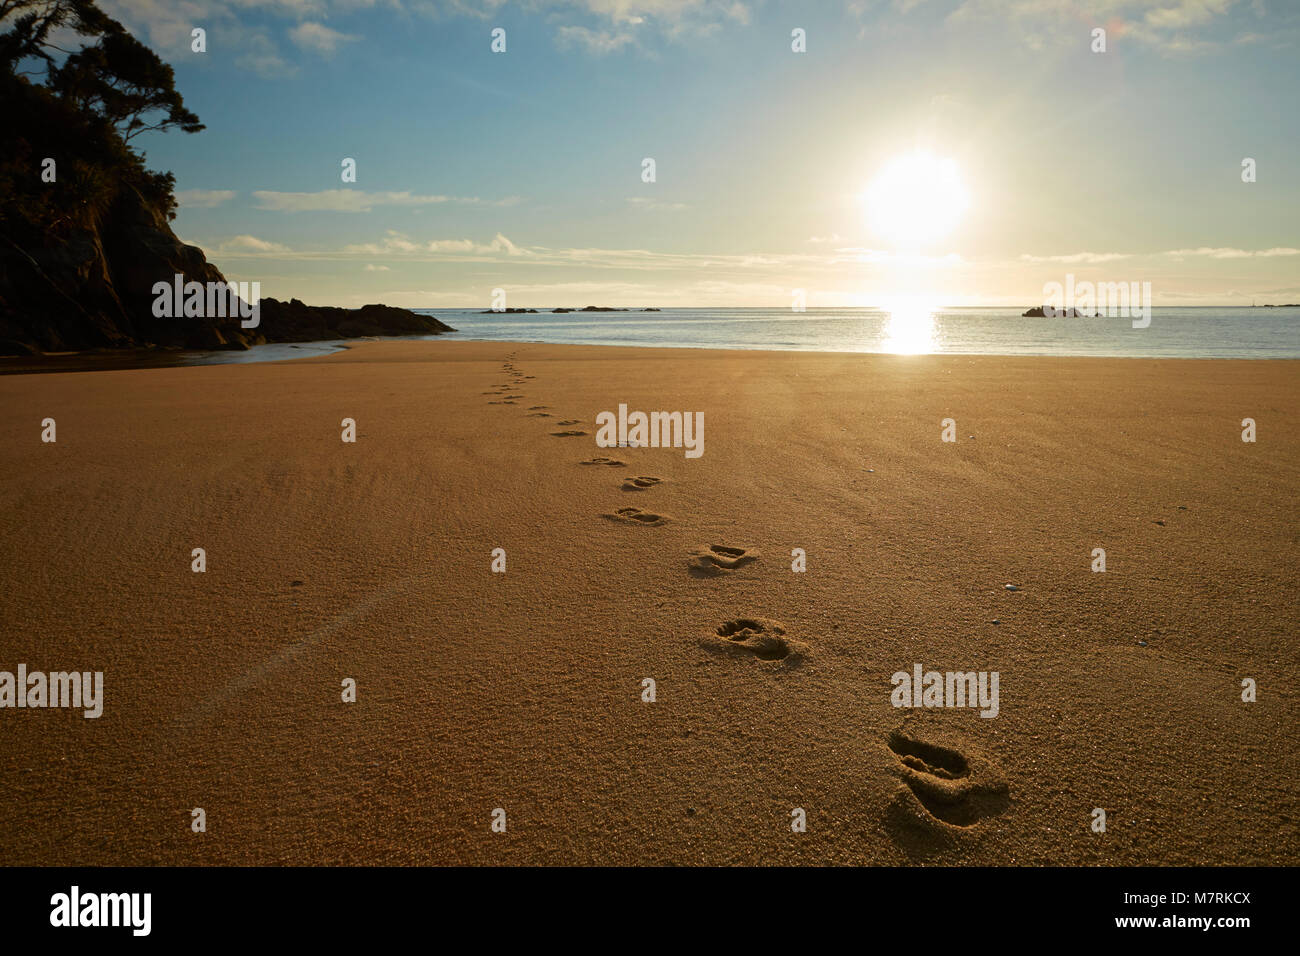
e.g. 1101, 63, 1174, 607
878, 296, 938, 354
864, 151, 969, 246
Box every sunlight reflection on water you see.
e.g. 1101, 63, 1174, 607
880, 299, 938, 354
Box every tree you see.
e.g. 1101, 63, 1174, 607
1, 0, 203, 141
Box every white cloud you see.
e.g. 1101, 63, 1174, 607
946, 0, 1245, 55
1165, 246, 1300, 259
1020, 251, 1131, 264
626, 197, 689, 211
289, 22, 360, 55
175, 189, 237, 208
252, 190, 516, 212
344, 232, 529, 256
215, 235, 292, 255
556, 25, 636, 54
363, 264, 391, 271
237, 32, 297, 78
1019, 247, 1300, 263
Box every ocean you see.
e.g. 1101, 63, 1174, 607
420, 307, 1300, 359
4, 307, 1297, 374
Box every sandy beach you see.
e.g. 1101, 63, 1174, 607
0, 340, 1296, 866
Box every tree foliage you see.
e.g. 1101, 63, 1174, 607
0, 0, 201, 232
1, 0, 203, 141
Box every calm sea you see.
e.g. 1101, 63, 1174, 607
4, 307, 1297, 374
422, 307, 1300, 359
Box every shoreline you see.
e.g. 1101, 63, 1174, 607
4, 331, 1300, 375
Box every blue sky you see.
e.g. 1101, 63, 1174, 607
103, 0, 1300, 307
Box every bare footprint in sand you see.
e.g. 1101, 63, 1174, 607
708, 617, 805, 663
528, 406, 550, 410
886, 730, 1009, 830
555, 419, 581, 426
605, 506, 668, 526
688, 544, 759, 576
622, 476, 664, 491
551, 430, 588, 437
580, 457, 626, 467
527, 412, 552, 417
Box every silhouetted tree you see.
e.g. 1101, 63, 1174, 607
1, 0, 203, 141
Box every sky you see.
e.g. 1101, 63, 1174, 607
100, 0, 1300, 308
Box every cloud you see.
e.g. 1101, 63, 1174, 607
1019, 247, 1300, 264
289, 22, 360, 55
1164, 247, 1300, 259
252, 190, 517, 212
946, 0, 1245, 55
237, 32, 297, 78
100, 0, 225, 57
363, 264, 391, 271
343, 232, 529, 256
556, 25, 636, 54
626, 197, 689, 211
175, 189, 237, 208
414, 0, 752, 47
1020, 251, 1131, 264
214, 235, 292, 255
102, 1, 344, 75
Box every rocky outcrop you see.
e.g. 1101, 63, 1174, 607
0, 183, 453, 355
258, 298, 454, 342
1022, 306, 1098, 318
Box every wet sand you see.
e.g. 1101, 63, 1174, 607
0, 340, 1296, 865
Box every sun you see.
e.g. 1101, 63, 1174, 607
863, 151, 969, 246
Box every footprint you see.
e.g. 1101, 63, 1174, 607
709, 617, 804, 663
556, 419, 581, 426
886, 730, 1009, 829
580, 458, 625, 467
527, 406, 550, 410
688, 544, 759, 576
605, 507, 668, 526
527, 412, 552, 417
622, 476, 664, 491
551, 430, 588, 437
505, 394, 524, 399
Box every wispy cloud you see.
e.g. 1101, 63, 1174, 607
415, 0, 752, 47
343, 232, 530, 256
289, 22, 360, 55
252, 190, 520, 212
1022, 247, 1300, 263
175, 189, 237, 208
556, 25, 636, 54
236, 32, 297, 78
626, 197, 689, 211
946, 0, 1244, 55
1164, 246, 1300, 259
1020, 251, 1132, 264
212, 234, 292, 255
